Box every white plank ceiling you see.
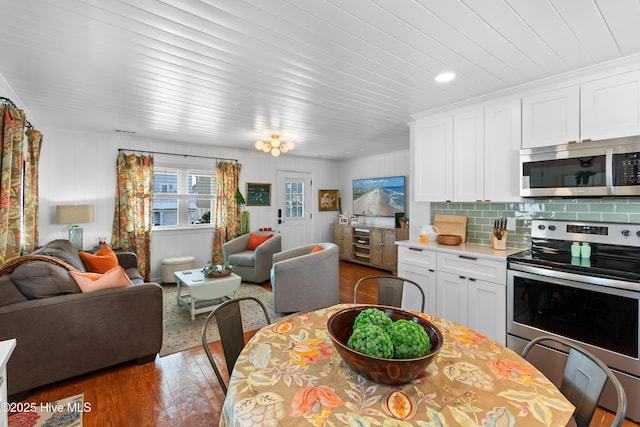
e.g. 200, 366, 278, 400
1, 0, 640, 159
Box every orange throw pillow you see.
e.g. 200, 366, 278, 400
69, 267, 133, 292
80, 244, 119, 273
247, 233, 273, 250
310, 245, 324, 253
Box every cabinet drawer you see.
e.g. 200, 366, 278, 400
397, 246, 436, 269
437, 252, 506, 284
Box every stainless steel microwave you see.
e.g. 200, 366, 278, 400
520, 137, 640, 197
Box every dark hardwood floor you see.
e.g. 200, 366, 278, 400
11, 261, 635, 426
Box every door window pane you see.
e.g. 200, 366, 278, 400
285, 180, 304, 219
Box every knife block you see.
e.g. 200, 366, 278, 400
491, 229, 508, 250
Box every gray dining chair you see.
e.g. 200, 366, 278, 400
353, 275, 426, 313
521, 335, 627, 427
201, 296, 271, 394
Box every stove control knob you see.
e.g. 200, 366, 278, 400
622, 229, 631, 237
538, 224, 546, 230
637, 230, 640, 238
548, 225, 556, 231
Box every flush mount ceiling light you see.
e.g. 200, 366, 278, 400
435, 72, 456, 83
254, 135, 295, 157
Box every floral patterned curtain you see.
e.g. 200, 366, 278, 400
111, 152, 154, 280
0, 106, 25, 263
211, 161, 241, 264
22, 128, 43, 254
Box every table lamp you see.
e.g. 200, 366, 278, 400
56, 204, 95, 251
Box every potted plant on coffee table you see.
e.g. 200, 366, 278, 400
202, 261, 235, 278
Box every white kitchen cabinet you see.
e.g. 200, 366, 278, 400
397, 246, 437, 315
453, 107, 484, 202
522, 85, 580, 148
413, 100, 520, 202
437, 252, 507, 344
483, 98, 522, 202
581, 70, 640, 141
522, 70, 640, 149
468, 279, 506, 344
436, 271, 468, 326
413, 114, 453, 201
437, 272, 506, 344
397, 244, 508, 344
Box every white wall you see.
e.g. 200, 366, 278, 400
38, 128, 344, 281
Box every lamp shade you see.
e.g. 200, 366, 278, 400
56, 204, 95, 225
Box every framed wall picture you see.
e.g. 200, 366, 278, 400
246, 182, 272, 206
318, 189, 339, 211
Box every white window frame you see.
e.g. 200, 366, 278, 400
152, 164, 216, 230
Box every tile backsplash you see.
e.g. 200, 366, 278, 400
431, 198, 640, 249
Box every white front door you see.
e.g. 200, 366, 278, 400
276, 170, 313, 250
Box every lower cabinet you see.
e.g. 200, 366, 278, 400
397, 246, 437, 314
436, 272, 506, 344
397, 245, 507, 344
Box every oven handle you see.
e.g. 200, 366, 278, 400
508, 264, 640, 297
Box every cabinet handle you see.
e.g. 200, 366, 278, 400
409, 247, 424, 252
428, 269, 435, 272
458, 255, 477, 261
582, 138, 592, 142
459, 275, 466, 279
469, 278, 476, 282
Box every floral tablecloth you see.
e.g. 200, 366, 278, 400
220, 304, 574, 426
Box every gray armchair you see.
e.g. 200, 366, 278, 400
222, 232, 281, 283
270, 242, 339, 313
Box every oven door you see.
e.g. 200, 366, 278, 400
507, 266, 639, 373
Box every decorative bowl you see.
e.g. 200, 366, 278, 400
436, 234, 463, 245
327, 305, 443, 385
207, 270, 233, 278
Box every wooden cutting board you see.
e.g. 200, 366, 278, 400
434, 214, 468, 242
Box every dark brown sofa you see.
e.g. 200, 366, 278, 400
0, 240, 163, 400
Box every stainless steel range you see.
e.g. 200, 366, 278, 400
507, 219, 640, 421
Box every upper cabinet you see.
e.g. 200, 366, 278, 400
522, 70, 640, 148
581, 70, 640, 142
522, 86, 580, 148
452, 107, 484, 202
413, 114, 453, 201
413, 98, 521, 202
484, 99, 522, 202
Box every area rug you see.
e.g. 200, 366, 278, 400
8, 394, 84, 427
160, 283, 284, 356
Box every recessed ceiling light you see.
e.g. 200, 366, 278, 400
435, 72, 456, 83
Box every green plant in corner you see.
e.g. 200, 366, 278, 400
236, 187, 250, 234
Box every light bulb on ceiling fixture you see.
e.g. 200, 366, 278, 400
262, 143, 271, 152
271, 147, 281, 157
271, 135, 281, 148
255, 140, 264, 150
286, 141, 295, 150
280, 145, 289, 153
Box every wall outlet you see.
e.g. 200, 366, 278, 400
506, 217, 516, 231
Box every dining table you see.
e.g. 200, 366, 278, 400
219, 303, 575, 427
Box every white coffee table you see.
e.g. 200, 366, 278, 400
174, 269, 241, 320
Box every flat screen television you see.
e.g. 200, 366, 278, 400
353, 175, 405, 217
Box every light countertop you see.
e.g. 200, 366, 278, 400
396, 240, 526, 261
